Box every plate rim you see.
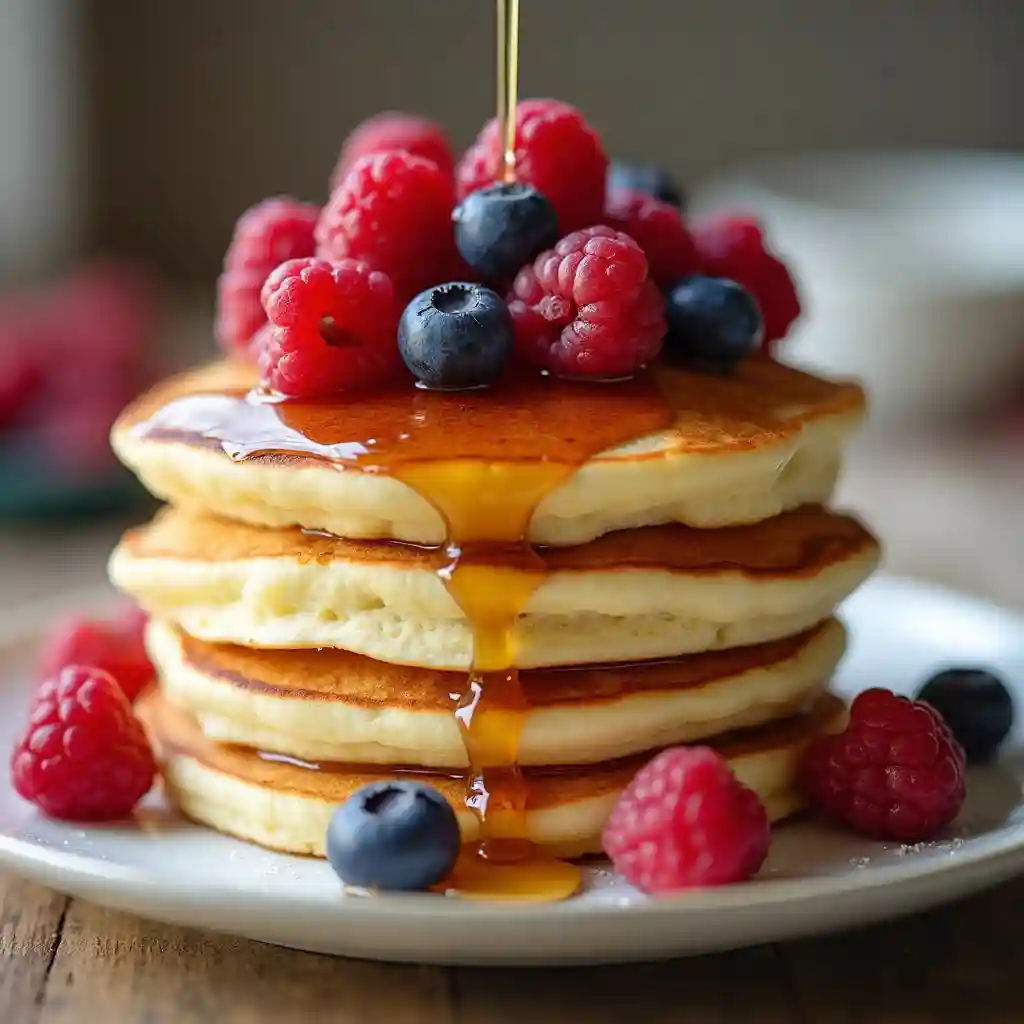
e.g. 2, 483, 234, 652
0, 573, 1022, 929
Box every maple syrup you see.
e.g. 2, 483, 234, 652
130, 1, 676, 903
496, 0, 520, 184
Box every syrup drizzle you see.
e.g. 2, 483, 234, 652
135, 370, 674, 899
496, 0, 520, 184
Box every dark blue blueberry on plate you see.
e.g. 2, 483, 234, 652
326, 781, 461, 891
452, 182, 559, 281
917, 668, 1014, 764
398, 282, 514, 390
608, 162, 685, 209
663, 275, 763, 373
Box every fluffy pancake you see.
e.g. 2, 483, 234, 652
139, 689, 847, 857
111, 357, 865, 546
145, 617, 845, 767
113, 506, 878, 668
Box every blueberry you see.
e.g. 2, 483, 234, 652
452, 183, 559, 281
663, 276, 763, 372
608, 162, 685, 209
326, 781, 461, 891
917, 668, 1014, 764
398, 282, 514, 389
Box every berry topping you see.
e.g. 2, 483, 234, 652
801, 688, 967, 842
259, 257, 402, 398
10, 666, 156, 821
664, 276, 764, 373
326, 781, 460, 891
692, 214, 801, 347
215, 197, 319, 355
398, 282, 514, 390
608, 162, 685, 209
456, 99, 607, 234
330, 111, 455, 189
316, 150, 458, 301
602, 747, 770, 892
38, 606, 154, 704
453, 182, 559, 283
507, 226, 666, 378
917, 668, 1014, 764
604, 188, 700, 289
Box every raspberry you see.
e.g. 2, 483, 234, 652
507, 225, 666, 377
604, 188, 701, 289
0, 328, 43, 430
38, 607, 154, 704
215, 197, 319, 355
10, 666, 156, 821
692, 214, 801, 346
800, 688, 967, 842
603, 747, 770, 892
317, 151, 457, 301
456, 99, 607, 234
259, 257, 402, 397
330, 111, 455, 189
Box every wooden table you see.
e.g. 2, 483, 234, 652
2, 436, 1023, 1022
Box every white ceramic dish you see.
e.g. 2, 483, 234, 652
0, 575, 1022, 966
692, 151, 1024, 428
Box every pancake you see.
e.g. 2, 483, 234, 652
146, 616, 845, 767
113, 505, 878, 668
111, 357, 865, 546
139, 689, 847, 857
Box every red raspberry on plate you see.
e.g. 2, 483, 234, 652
259, 257, 402, 397
330, 111, 455, 189
317, 151, 457, 301
216, 197, 319, 355
10, 666, 156, 821
604, 188, 701, 289
692, 213, 801, 347
800, 688, 967, 842
508, 225, 666, 377
38, 607, 155, 704
603, 747, 770, 892
457, 98, 607, 234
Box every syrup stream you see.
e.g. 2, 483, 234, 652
496, 0, 520, 184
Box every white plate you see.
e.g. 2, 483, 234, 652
0, 575, 1023, 966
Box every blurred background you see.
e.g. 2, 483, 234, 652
0, 0, 1021, 606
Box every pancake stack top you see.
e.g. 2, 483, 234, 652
107, 103, 879, 900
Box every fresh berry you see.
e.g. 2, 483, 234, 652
215, 197, 319, 355
801, 688, 966, 842
917, 668, 1014, 764
330, 111, 455, 189
316, 150, 458, 301
456, 99, 607, 234
664, 276, 763, 373
508, 226, 666, 378
608, 162, 685, 209
10, 666, 156, 821
602, 747, 770, 892
692, 214, 801, 346
398, 282, 513, 390
259, 257, 402, 398
216, 268, 271, 357
38, 608, 154, 703
326, 781, 460, 891
452, 182, 559, 282
604, 188, 700, 288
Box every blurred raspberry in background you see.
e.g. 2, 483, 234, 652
0, 260, 164, 518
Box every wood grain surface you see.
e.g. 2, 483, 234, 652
3, 871, 1024, 1022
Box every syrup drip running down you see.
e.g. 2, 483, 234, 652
134, 371, 675, 899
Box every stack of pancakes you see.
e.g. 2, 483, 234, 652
109, 355, 878, 859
